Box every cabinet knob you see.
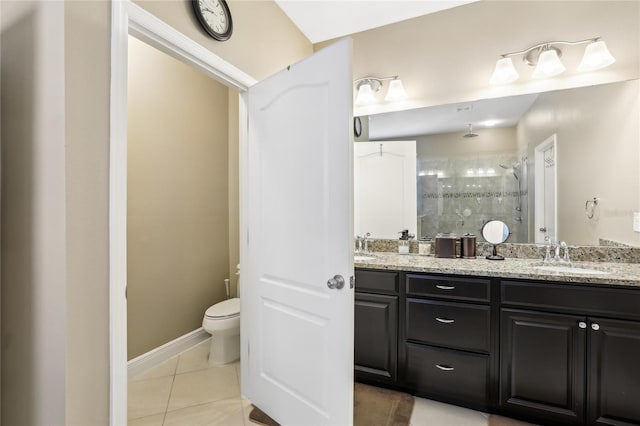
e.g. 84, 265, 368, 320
578, 321, 587, 329
591, 323, 600, 331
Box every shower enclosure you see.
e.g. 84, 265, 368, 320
417, 154, 529, 242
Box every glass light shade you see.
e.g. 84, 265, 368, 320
532, 49, 566, 79
489, 57, 519, 85
384, 79, 408, 101
355, 83, 376, 105
578, 40, 616, 72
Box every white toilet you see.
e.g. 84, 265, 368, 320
202, 297, 240, 366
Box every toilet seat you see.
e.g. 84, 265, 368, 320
205, 298, 240, 320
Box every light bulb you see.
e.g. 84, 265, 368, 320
489, 57, 519, 85
355, 83, 376, 105
384, 79, 408, 101
532, 49, 565, 79
578, 40, 616, 72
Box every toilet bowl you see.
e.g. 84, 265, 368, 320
202, 297, 240, 366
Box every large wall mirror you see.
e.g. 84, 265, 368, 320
348, 1, 639, 248
356, 79, 640, 247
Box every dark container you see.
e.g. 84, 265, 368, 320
435, 233, 458, 258
460, 233, 477, 258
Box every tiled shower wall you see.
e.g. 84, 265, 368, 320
417, 153, 528, 243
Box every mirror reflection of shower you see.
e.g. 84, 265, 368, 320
500, 161, 523, 222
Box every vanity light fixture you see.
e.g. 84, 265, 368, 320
490, 38, 616, 85
354, 76, 408, 105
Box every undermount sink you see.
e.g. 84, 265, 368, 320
354, 255, 375, 262
532, 264, 610, 275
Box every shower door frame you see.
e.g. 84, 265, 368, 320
534, 134, 558, 244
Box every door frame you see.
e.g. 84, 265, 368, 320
534, 134, 558, 243
109, 2, 256, 423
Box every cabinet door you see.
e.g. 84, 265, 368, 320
354, 293, 398, 382
501, 309, 586, 424
588, 318, 640, 425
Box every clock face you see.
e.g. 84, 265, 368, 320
193, 0, 233, 41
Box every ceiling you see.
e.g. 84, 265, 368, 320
273, 0, 478, 44
368, 93, 539, 140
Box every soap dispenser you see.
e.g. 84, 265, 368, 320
398, 229, 414, 254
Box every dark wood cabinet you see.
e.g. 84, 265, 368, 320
354, 292, 398, 382
501, 281, 640, 426
402, 274, 494, 410
354, 269, 399, 384
588, 318, 640, 425
501, 309, 586, 424
354, 268, 640, 425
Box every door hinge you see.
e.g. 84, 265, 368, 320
350, 275, 355, 289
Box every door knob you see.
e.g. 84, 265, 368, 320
539, 227, 547, 232
578, 321, 587, 329
591, 323, 600, 331
327, 275, 345, 290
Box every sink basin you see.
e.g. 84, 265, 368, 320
354, 255, 375, 262
533, 264, 610, 275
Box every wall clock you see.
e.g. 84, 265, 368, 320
354, 116, 362, 137
192, 0, 233, 41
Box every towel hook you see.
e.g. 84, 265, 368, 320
585, 197, 599, 219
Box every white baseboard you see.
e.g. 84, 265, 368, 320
127, 328, 210, 380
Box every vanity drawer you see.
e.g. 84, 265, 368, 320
502, 280, 640, 320
406, 299, 490, 352
405, 343, 488, 407
355, 269, 399, 294
407, 274, 490, 302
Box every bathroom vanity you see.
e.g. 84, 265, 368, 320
354, 254, 640, 425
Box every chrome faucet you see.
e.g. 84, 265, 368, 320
560, 241, 570, 263
363, 232, 371, 254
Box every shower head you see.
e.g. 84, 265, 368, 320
499, 163, 520, 180
463, 124, 478, 138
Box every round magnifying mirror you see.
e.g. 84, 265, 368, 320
481, 220, 510, 260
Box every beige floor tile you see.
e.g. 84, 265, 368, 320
127, 413, 165, 426
240, 397, 253, 425
233, 360, 241, 385
168, 365, 240, 411
410, 397, 489, 426
176, 339, 212, 374
164, 398, 245, 426
128, 376, 174, 420
131, 357, 179, 382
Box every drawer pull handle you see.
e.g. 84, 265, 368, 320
435, 284, 455, 290
436, 364, 454, 371
436, 317, 455, 324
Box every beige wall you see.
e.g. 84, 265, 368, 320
317, 1, 639, 117
0, 0, 311, 424
517, 80, 640, 246
1, 1, 67, 424
127, 37, 230, 359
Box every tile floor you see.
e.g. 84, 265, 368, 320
129, 339, 535, 426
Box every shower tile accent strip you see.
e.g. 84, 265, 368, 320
360, 239, 640, 264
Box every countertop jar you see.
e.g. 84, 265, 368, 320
418, 238, 432, 256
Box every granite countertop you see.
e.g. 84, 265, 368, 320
354, 253, 640, 287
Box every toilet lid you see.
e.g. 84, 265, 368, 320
205, 298, 240, 319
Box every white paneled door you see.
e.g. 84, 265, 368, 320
243, 39, 354, 425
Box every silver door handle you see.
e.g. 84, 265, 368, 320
591, 323, 600, 331
327, 275, 345, 290
436, 364, 454, 371
578, 321, 587, 329
436, 317, 455, 324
